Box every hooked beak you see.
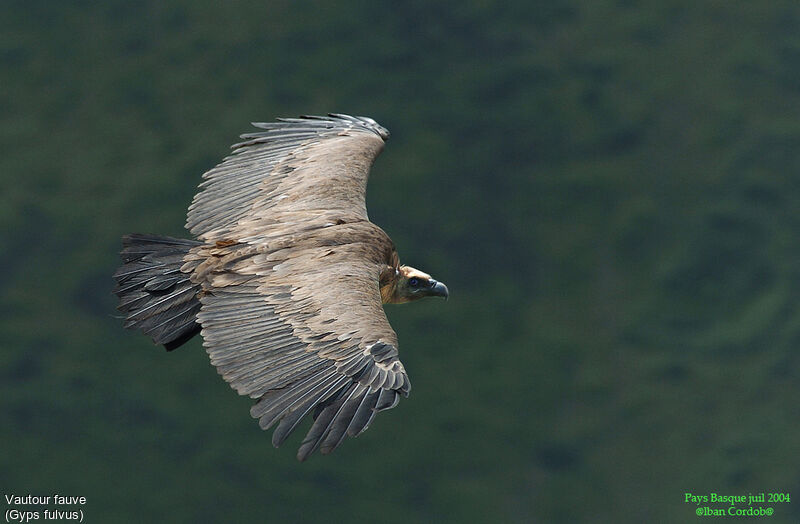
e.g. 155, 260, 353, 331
429, 280, 449, 300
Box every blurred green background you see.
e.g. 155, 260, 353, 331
2, 1, 800, 522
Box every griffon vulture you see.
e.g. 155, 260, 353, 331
113, 114, 448, 461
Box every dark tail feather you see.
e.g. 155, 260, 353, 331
113, 234, 203, 351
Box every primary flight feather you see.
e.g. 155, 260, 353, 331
113, 114, 448, 461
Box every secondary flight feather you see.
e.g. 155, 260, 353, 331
113, 114, 448, 460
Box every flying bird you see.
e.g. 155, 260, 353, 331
113, 114, 448, 461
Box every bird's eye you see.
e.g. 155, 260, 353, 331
409, 278, 420, 287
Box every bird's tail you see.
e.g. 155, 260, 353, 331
113, 234, 203, 351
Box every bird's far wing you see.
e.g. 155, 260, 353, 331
186, 114, 389, 242
196, 244, 409, 461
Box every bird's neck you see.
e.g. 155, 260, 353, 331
379, 265, 399, 304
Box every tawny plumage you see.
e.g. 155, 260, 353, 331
113, 114, 448, 461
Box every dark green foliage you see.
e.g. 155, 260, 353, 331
2, 1, 800, 522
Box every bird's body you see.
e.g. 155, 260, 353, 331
114, 115, 447, 460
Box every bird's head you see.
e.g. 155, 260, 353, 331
381, 265, 449, 304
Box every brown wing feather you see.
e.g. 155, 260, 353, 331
193, 221, 409, 460
186, 115, 388, 243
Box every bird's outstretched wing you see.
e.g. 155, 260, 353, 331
186, 114, 389, 243
186, 115, 407, 460
196, 234, 410, 461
